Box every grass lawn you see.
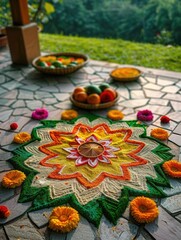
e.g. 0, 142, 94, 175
40, 33, 181, 72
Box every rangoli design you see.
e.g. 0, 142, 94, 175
11, 115, 173, 226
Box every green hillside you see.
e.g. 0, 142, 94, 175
40, 33, 181, 72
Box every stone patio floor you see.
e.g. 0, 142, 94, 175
0, 46, 181, 240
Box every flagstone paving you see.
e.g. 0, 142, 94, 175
0, 46, 181, 240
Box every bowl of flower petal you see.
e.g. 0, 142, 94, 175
32, 52, 89, 75
110, 67, 142, 81
70, 83, 119, 109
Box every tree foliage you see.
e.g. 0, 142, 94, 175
43, 0, 181, 45
0, 0, 180, 45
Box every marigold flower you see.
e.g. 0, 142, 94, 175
61, 110, 78, 120
162, 160, 181, 178
160, 115, 170, 124
107, 109, 124, 120
0, 206, 11, 218
130, 196, 159, 223
150, 128, 169, 141
2, 170, 26, 188
13, 132, 31, 144
32, 108, 49, 120
48, 206, 80, 232
137, 110, 153, 121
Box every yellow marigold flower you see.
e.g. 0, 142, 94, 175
48, 206, 80, 232
61, 110, 78, 120
130, 196, 159, 223
13, 132, 31, 144
162, 160, 181, 178
150, 128, 169, 141
107, 109, 124, 120
2, 170, 26, 188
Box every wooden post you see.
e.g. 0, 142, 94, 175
9, 0, 30, 25
7, 0, 40, 65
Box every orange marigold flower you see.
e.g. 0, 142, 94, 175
162, 160, 181, 178
107, 109, 124, 120
150, 128, 169, 141
48, 206, 80, 232
2, 170, 26, 188
61, 110, 78, 120
130, 196, 159, 223
13, 132, 31, 144
0, 206, 11, 218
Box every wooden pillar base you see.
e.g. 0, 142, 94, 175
6, 23, 40, 65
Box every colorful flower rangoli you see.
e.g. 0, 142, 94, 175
11, 115, 173, 226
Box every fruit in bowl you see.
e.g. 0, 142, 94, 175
72, 83, 117, 105
36, 55, 85, 69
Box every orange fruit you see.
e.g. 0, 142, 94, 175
74, 91, 88, 102
103, 88, 117, 99
73, 87, 85, 95
87, 94, 101, 105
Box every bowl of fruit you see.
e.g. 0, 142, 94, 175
32, 52, 89, 75
70, 83, 119, 109
110, 67, 142, 81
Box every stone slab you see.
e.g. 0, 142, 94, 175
161, 194, 181, 214
0, 161, 13, 172
66, 217, 95, 240
0, 228, 7, 240
99, 216, 143, 240
0, 194, 32, 225
169, 133, 181, 146
49, 231, 66, 240
145, 206, 181, 240
4, 215, 44, 240
0, 149, 13, 161
28, 207, 54, 228
161, 178, 181, 196
0, 116, 30, 131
